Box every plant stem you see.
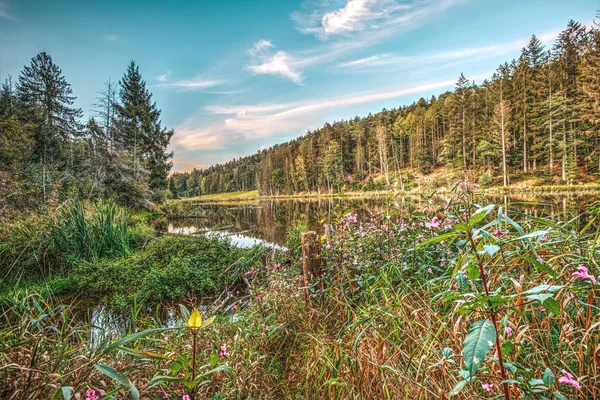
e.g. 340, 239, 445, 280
192, 330, 197, 382
468, 232, 510, 400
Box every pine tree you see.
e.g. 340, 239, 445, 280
0, 76, 16, 117
116, 61, 173, 190
17, 51, 82, 197
579, 16, 600, 172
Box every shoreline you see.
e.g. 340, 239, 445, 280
170, 184, 600, 204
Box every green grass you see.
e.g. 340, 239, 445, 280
174, 190, 259, 203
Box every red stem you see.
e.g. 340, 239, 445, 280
192, 330, 197, 382
468, 233, 510, 400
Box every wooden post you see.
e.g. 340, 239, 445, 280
301, 231, 320, 308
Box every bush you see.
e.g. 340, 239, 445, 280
73, 234, 265, 307
478, 173, 493, 188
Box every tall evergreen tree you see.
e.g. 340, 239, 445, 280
115, 61, 173, 189
17, 51, 82, 196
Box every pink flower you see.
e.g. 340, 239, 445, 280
425, 216, 441, 229
219, 344, 229, 358
493, 229, 504, 237
571, 265, 597, 283
182, 395, 191, 400
481, 383, 493, 393
427, 267, 433, 274
558, 370, 581, 389
86, 390, 99, 400
504, 327, 513, 337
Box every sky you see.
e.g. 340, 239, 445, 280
1, 0, 598, 172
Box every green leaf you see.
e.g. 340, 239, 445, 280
449, 380, 467, 396
455, 272, 469, 291
483, 244, 500, 257
542, 298, 561, 316
469, 205, 494, 226
462, 319, 496, 375
418, 232, 458, 247
94, 364, 139, 400
148, 375, 186, 387
105, 327, 170, 353
466, 262, 480, 280
523, 285, 563, 295
543, 368, 555, 387
51, 387, 72, 400
117, 347, 171, 360
455, 223, 470, 233
209, 352, 220, 367
527, 257, 558, 278
501, 341, 513, 355
552, 392, 567, 400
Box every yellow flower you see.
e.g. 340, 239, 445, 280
188, 309, 203, 329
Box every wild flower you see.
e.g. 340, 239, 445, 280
219, 344, 229, 358
182, 395, 191, 400
427, 267, 433, 273
558, 370, 581, 389
482, 383, 493, 393
504, 327, 513, 337
571, 265, 597, 283
86, 390, 99, 400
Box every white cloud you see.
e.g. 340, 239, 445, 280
104, 35, 119, 41
321, 0, 373, 35
247, 40, 304, 84
292, 0, 463, 40
339, 28, 564, 71
248, 39, 275, 56
156, 70, 171, 82
153, 76, 225, 91
176, 77, 466, 152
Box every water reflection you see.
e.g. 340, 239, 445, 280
167, 193, 598, 246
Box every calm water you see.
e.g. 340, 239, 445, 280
167, 193, 598, 247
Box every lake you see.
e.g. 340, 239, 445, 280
167, 192, 599, 248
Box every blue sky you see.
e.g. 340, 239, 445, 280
1, 0, 598, 172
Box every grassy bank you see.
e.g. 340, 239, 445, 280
169, 183, 600, 205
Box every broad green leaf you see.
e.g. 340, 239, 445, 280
542, 298, 561, 316
179, 304, 191, 320
525, 293, 554, 303
469, 205, 494, 226
543, 368, 555, 387
483, 244, 500, 257
209, 352, 220, 367
523, 285, 563, 295
462, 319, 496, 375
94, 364, 139, 400
527, 257, 558, 278
455, 272, 469, 291
455, 223, 470, 233
51, 387, 72, 400
466, 262, 480, 280
449, 380, 467, 396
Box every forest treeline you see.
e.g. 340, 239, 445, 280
0, 53, 173, 211
169, 19, 600, 198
